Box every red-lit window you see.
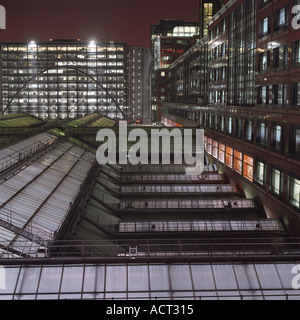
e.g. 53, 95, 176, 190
219, 143, 225, 163
162, 48, 175, 54
243, 155, 254, 181
206, 138, 213, 155
225, 146, 233, 168
234, 151, 243, 175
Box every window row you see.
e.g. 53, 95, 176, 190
205, 136, 254, 182
258, 41, 300, 72
1, 45, 125, 52
259, 5, 290, 38
257, 82, 300, 109
208, 17, 227, 41
208, 42, 227, 62
205, 136, 300, 210
199, 113, 300, 157
256, 162, 300, 209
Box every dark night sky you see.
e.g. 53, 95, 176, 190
0, 0, 200, 47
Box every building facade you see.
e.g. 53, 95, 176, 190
161, 0, 300, 232
150, 20, 199, 121
126, 46, 151, 124
199, 0, 223, 38
0, 39, 150, 122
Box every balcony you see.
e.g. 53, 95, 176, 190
120, 184, 237, 195
119, 219, 283, 233
121, 173, 225, 183
120, 199, 256, 211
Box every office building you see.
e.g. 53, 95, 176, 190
0, 0, 300, 301
126, 46, 151, 124
150, 20, 199, 121
161, 0, 300, 233
0, 39, 148, 122
199, 0, 223, 38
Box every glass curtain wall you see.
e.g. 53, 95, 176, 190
0, 42, 126, 119
227, 0, 256, 107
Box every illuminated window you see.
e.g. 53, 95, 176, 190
220, 116, 225, 132
203, 3, 213, 35
225, 147, 233, 168
173, 26, 198, 37
206, 138, 212, 154
243, 155, 254, 181
255, 161, 267, 186
218, 144, 225, 163
288, 176, 300, 208
234, 151, 243, 175
259, 17, 270, 38
226, 117, 233, 135
275, 6, 289, 30
212, 140, 218, 158
256, 122, 268, 146
245, 120, 254, 141
270, 167, 283, 196
204, 3, 213, 16
271, 123, 285, 151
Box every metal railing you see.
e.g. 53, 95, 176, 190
118, 219, 283, 233
1, 237, 300, 260
0, 136, 57, 174
121, 173, 224, 182
0, 208, 54, 241
120, 184, 236, 194
119, 199, 256, 210
117, 164, 217, 174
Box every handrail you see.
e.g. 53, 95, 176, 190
119, 219, 283, 233
119, 199, 256, 210
0, 208, 54, 241
1, 237, 300, 260
0, 136, 57, 173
